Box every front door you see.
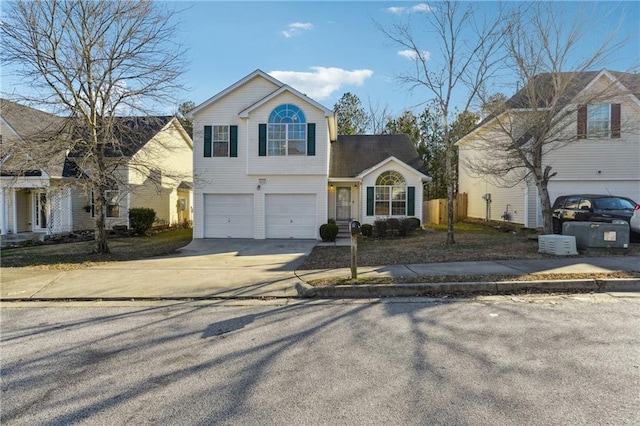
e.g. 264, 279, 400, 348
34, 192, 47, 230
336, 187, 351, 221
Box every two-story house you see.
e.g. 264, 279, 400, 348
188, 70, 430, 240
458, 69, 640, 228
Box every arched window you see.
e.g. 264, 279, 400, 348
375, 171, 406, 216
268, 104, 306, 156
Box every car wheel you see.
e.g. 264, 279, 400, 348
552, 218, 562, 234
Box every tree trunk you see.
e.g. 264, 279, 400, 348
537, 180, 554, 235
93, 186, 111, 254
445, 134, 455, 244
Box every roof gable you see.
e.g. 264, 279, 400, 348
239, 85, 333, 118
329, 134, 428, 179
188, 70, 283, 118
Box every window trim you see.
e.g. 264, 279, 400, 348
586, 104, 611, 139
374, 171, 407, 217
578, 103, 621, 139
267, 104, 307, 156
104, 189, 120, 218
212, 125, 230, 157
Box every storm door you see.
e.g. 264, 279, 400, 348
336, 187, 351, 221
34, 192, 47, 230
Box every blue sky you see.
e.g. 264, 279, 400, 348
2, 1, 639, 117
179, 1, 639, 117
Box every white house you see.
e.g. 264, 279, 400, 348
458, 69, 640, 228
188, 70, 430, 240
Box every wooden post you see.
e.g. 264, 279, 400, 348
351, 233, 358, 279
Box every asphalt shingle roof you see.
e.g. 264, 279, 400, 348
329, 134, 427, 178
2, 98, 174, 178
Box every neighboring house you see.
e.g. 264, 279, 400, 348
0, 99, 193, 236
188, 69, 430, 240
458, 69, 640, 228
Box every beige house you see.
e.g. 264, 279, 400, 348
188, 70, 429, 240
458, 70, 640, 228
0, 99, 193, 236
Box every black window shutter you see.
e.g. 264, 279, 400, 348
407, 186, 415, 216
307, 123, 316, 156
366, 187, 374, 216
258, 124, 267, 156
204, 125, 212, 157
230, 125, 238, 157
577, 105, 587, 139
611, 104, 621, 138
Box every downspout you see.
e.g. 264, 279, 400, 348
523, 183, 529, 228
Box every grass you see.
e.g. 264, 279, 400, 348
298, 220, 640, 270
0, 228, 193, 269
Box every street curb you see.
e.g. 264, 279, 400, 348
297, 279, 640, 298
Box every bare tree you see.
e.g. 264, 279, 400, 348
366, 99, 392, 134
377, 1, 506, 244
462, 2, 633, 234
1, 0, 187, 253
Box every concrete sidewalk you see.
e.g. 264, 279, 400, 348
1, 252, 639, 300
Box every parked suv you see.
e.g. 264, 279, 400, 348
551, 194, 638, 234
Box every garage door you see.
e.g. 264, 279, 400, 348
204, 194, 254, 238
265, 194, 317, 239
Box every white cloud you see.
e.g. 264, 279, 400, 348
269, 67, 374, 100
282, 22, 314, 38
398, 49, 431, 61
409, 3, 431, 13
387, 6, 405, 15
387, 3, 432, 14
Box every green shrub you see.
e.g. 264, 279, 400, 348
386, 218, 400, 230
373, 220, 388, 238
399, 217, 421, 236
129, 207, 156, 236
319, 223, 339, 242
361, 223, 373, 237
328, 218, 336, 225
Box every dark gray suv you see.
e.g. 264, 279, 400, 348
551, 194, 638, 234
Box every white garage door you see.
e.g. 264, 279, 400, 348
265, 194, 317, 239
204, 194, 254, 238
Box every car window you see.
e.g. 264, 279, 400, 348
594, 198, 635, 210
578, 199, 592, 210
564, 197, 580, 209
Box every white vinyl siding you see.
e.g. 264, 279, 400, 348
203, 194, 254, 238
191, 74, 330, 239
265, 194, 317, 239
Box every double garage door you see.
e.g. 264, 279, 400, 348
203, 194, 317, 239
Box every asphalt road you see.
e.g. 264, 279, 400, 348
2, 295, 639, 425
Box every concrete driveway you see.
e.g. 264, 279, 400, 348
1, 239, 319, 300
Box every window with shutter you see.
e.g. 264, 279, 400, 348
267, 104, 307, 156
579, 103, 621, 139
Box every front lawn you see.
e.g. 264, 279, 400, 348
298, 221, 640, 270
0, 228, 193, 269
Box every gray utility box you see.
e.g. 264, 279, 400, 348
563, 221, 630, 250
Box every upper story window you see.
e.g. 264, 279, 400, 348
375, 171, 406, 216
578, 103, 621, 139
204, 125, 238, 158
268, 104, 306, 156
212, 125, 229, 157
